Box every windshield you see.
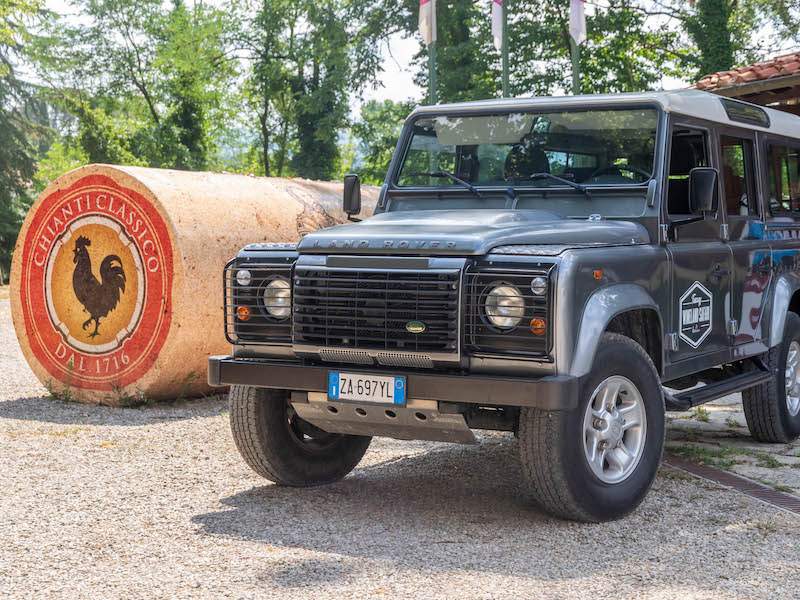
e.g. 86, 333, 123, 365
396, 108, 659, 190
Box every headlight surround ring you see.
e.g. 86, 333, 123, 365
484, 283, 525, 329
262, 276, 292, 320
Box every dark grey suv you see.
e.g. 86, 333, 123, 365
210, 90, 800, 521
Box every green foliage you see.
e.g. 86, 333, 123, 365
36, 0, 235, 170
684, 0, 737, 75
352, 99, 414, 184
509, 0, 683, 95
2, 0, 799, 282
33, 139, 88, 193
417, 0, 498, 103
244, 0, 395, 179
0, 0, 44, 281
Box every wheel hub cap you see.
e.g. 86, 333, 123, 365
582, 375, 648, 484
785, 342, 800, 417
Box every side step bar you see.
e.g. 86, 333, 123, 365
663, 368, 773, 411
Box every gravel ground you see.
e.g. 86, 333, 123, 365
2, 298, 799, 599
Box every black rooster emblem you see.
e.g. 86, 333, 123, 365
72, 236, 127, 338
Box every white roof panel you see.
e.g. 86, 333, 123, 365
410, 89, 800, 139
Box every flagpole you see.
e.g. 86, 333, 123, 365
429, 41, 438, 104
570, 37, 580, 95
501, 2, 509, 97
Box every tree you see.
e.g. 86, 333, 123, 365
508, 0, 683, 95
648, 0, 800, 79
35, 0, 236, 170
242, 0, 402, 180
0, 0, 44, 282
416, 0, 497, 103
352, 99, 414, 184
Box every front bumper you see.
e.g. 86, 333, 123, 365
208, 355, 578, 410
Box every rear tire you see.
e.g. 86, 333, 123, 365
518, 333, 665, 522
229, 385, 371, 486
743, 312, 800, 443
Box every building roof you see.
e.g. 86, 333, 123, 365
696, 52, 800, 92
411, 89, 800, 138
695, 52, 800, 115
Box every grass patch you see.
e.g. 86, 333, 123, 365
669, 443, 742, 469
693, 406, 710, 422
725, 416, 742, 429
753, 452, 784, 469
773, 483, 794, 493
111, 383, 151, 407
753, 520, 778, 536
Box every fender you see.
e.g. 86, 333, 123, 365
569, 284, 662, 379
769, 275, 800, 347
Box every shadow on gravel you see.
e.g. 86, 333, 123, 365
0, 394, 227, 426
191, 436, 740, 591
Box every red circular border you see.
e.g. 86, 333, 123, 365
19, 174, 174, 391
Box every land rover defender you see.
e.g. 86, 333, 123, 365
209, 90, 800, 521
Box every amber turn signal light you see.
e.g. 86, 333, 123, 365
530, 317, 546, 336
236, 306, 251, 321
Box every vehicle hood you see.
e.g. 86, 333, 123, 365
297, 209, 650, 255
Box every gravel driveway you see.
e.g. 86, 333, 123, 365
1, 298, 799, 599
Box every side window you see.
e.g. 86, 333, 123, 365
767, 144, 800, 215
667, 128, 709, 215
720, 136, 757, 217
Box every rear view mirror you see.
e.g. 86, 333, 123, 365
343, 174, 361, 217
689, 167, 719, 215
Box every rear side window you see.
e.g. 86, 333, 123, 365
720, 136, 757, 216
767, 144, 800, 215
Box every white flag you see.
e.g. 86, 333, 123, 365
569, 0, 586, 45
419, 0, 437, 46
491, 0, 503, 51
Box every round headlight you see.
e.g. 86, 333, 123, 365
236, 269, 252, 286
263, 277, 291, 319
485, 285, 525, 329
531, 276, 548, 296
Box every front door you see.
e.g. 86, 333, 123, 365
665, 122, 733, 368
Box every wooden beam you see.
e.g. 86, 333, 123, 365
740, 87, 800, 106
706, 73, 800, 98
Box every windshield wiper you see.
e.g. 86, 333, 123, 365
409, 170, 484, 199
527, 172, 591, 198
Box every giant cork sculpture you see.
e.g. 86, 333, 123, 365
10, 164, 377, 404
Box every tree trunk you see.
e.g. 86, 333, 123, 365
259, 106, 271, 176
275, 116, 289, 176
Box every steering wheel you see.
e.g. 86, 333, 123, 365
589, 164, 652, 181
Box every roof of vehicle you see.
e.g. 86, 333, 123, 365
410, 89, 800, 139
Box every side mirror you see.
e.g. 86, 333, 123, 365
343, 174, 361, 217
689, 167, 719, 215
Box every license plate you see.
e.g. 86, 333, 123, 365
328, 372, 407, 405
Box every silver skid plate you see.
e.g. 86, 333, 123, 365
292, 400, 477, 444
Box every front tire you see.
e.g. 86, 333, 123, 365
518, 333, 665, 522
743, 312, 800, 443
229, 385, 371, 486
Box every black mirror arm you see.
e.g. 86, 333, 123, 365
347, 215, 362, 223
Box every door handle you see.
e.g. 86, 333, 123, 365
708, 263, 730, 282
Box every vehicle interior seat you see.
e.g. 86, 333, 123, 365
504, 143, 550, 181
667, 136, 702, 214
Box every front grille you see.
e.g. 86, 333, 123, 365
293, 267, 460, 355
465, 265, 553, 358
224, 261, 292, 345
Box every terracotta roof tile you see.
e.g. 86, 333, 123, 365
696, 51, 800, 90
